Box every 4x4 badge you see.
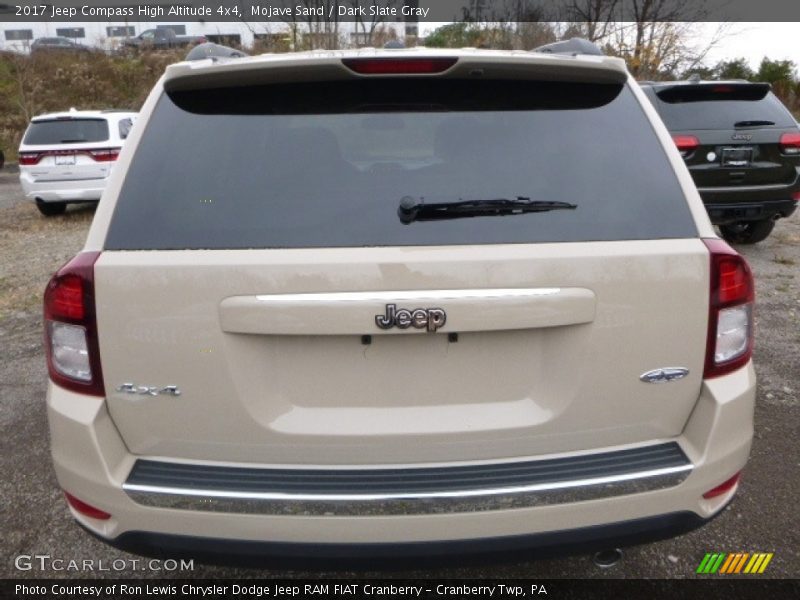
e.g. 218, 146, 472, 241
375, 304, 446, 332
639, 368, 689, 384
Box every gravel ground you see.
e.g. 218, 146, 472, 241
0, 171, 797, 579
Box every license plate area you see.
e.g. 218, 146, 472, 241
54, 154, 76, 166
721, 147, 753, 167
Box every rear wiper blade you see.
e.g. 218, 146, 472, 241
59, 138, 87, 143
734, 120, 774, 128
398, 196, 577, 224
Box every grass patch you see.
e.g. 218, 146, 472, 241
773, 255, 797, 266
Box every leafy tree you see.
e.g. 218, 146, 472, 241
424, 23, 482, 48
755, 58, 796, 86
714, 58, 755, 81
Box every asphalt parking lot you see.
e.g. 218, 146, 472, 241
0, 169, 798, 579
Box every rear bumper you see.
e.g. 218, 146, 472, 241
47, 363, 755, 552
703, 198, 797, 225
19, 171, 106, 202
96, 510, 720, 563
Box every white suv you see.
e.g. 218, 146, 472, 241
44, 43, 756, 560
19, 109, 137, 216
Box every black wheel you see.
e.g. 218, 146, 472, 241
719, 219, 775, 244
36, 200, 67, 216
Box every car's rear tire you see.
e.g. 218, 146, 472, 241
36, 200, 67, 217
719, 219, 775, 244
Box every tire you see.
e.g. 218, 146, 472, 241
36, 201, 67, 217
719, 219, 775, 245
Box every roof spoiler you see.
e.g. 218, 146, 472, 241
656, 82, 771, 103
532, 38, 603, 57
186, 42, 248, 62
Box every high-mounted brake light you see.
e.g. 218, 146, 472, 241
779, 132, 800, 155
703, 239, 754, 379
44, 251, 105, 396
342, 57, 457, 75
672, 134, 699, 158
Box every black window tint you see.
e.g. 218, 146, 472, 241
652, 89, 795, 130
105, 79, 696, 250
118, 118, 133, 140
24, 119, 109, 145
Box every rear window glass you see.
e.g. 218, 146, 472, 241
23, 118, 109, 145
650, 87, 795, 130
105, 79, 696, 250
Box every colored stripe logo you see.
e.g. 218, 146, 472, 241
696, 552, 773, 574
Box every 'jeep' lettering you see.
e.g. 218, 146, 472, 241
375, 304, 446, 332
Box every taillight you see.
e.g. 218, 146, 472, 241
64, 491, 111, 520
779, 132, 800, 155
44, 251, 105, 396
703, 239, 754, 379
342, 57, 457, 75
87, 148, 120, 162
18, 152, 42, 165
702, 472, 741, 499
672, 134, 699, 158
18, 148, 120, 165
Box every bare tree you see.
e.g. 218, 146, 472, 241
560, 0, 619, 42
349, 0, 401, 47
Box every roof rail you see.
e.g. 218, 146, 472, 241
186, 42, 248, 62
532, 38, 603, 57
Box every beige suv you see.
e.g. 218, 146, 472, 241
44, 44, 756, 560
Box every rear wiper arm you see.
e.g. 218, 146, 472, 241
398, 196, 577, 224
734, 120, 774, 128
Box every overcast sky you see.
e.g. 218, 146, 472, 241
418, 22, 799, 72
703, 23, 799, 70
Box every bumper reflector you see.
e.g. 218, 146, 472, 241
64, 491, 111, 520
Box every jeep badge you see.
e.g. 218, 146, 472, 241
375, 304, 446, 332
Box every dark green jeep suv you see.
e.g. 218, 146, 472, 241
642, 79, 799, 243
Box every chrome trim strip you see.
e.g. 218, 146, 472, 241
254, 288, 562, 303
123, 464, 692, 516
698, 182, 796, 193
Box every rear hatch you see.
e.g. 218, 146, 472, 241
648, 83, 800, 193
95, 56, 709, 465
19, 117, 115, 182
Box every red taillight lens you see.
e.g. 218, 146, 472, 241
672, 134, 699, 158
18, 152, 42, 165
702, 472, 741, 499
44, 251, 105, 396
64, 491, 111, 520
88, 148, 120, 162
717, 258, 752, 305
703, 239, 754, 379
47, 273, 85, 320
342, 57, 457, 75
779, 132, 800, 155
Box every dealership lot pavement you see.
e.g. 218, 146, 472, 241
1, 171, 797, 578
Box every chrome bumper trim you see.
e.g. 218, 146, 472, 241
123, 452, 693, 516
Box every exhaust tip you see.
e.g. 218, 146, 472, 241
593, 548, 623, 568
